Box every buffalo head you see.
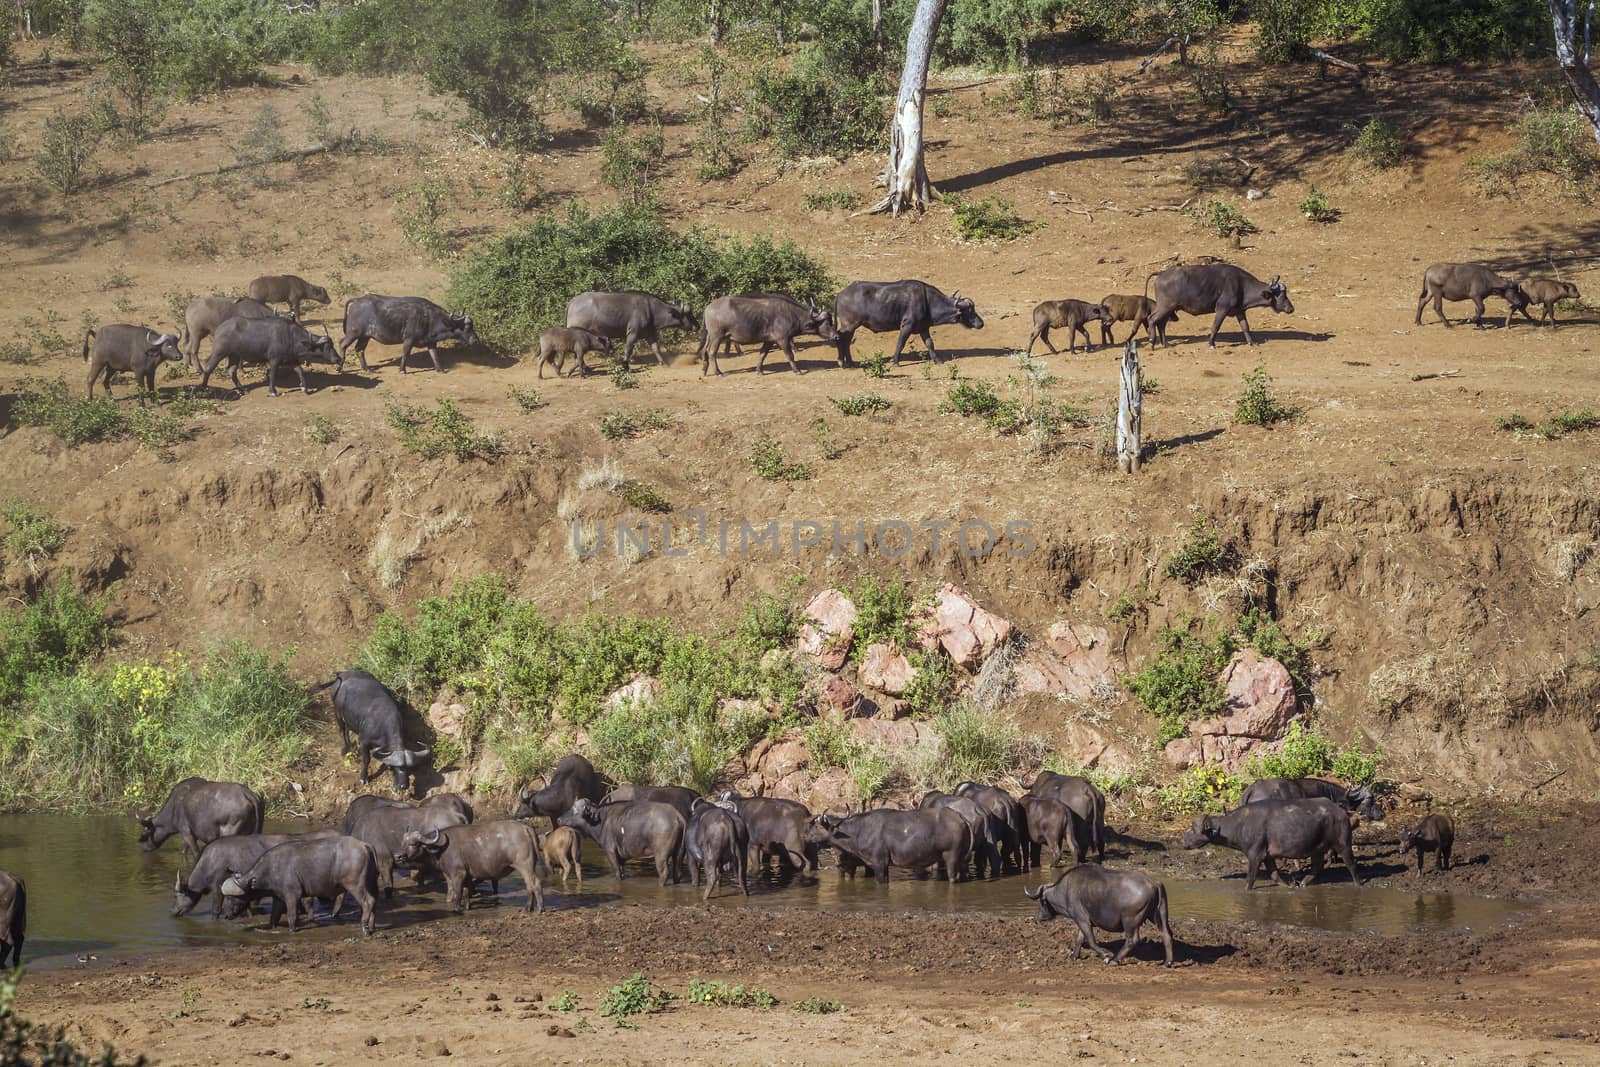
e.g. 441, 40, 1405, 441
951, 293, 984, 330
133, 811, 160, 850
145, 332, 183, 364
806, 307, 839, 343
374, 741, 432, 791
307, 284, 331, 305
1023, 880, 1059, 921
1347, 786, 1383, 822
446, 311, 481, 348
668, 302, 697, 333
803, 812, 845, 847
513, 781, 543, 821
557, 798, 601, 831
300, 328, 341, 367
1396, 827, 1424, 856
1264, 277, 1294, 314
1180, 814, 1215, 850
395, 826, 448, 867
171, 870, 204, 917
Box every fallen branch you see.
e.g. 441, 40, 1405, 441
1133, 35, 1181, 76
1046, 191, 1093, 220
1530, 767, 1566, 791
1410, 368, 1460, 381
145, 130, 359, 188
1306, 47, 1369, 76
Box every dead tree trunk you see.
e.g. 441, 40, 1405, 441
1118, 340, 1143, 474
1549, 0, 1600, 147
867, 0, 948, 216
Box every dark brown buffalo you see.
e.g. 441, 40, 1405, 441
919, 790, 1002, 879
954, 782, 1027, 873
1144, 263, 1293, 347
514, 754, 606, 826
340, 793, 475, 836
1022, 771, 1107, 861
172, 831, 341, 918
1018, 794, 1089, 868
200, 316, 340, 397
832, 280, 984, 368
181, 296, 277, 371
315, 670, 433, 793
603, 784, 698, 825
338, 295, 480, 374
1026, 864, 1174, 967
698, 294, 839, 376
536, 326, 612, 379
247, 274, 330, 320
82, 324, 182, 405
805, 808, 973, 884
1099, 294, 1154, 345
0, 869, 23, 969
220, 835, 379, 934
565, 290, 696, 370
1414, 263, 1525, 329
1398, 813, 1454, 875
394, 820, 544, 913
136, 778, 265, 858
1026, 299, 1112, 355
1182, 798, 1360, 889
716, 791, 818, 871
686, 798, 750, 900
543, 826, 582, 884
1239, 777, 1383, 821
347, 802, 466, 897
558, 798, 686, 885
1515, 277, 1582, 327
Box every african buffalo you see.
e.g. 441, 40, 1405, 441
82, 324, 183, 405
1026, 299, 1111, 355
136, 778, 264, 858
954, 782, 1027, 873
220, 835, 379, 934
686, 798, 750, 900
1022, 771, 1108, 861
805, 808, 973, 884
1398, 813, 1454, 875
1027, 865, 1174, 967
543, 826, 582, 884
200, 316, 340, 397
514, 755, 606, 826
603, 784, 698, 825
247, 274, 330, 320
172, 831, 341, 919
565, 290, 696, 370
716, 791, 818, 871
1414, 263, 1525, 329
1018, 794, 1089, 868
1182, 798, 1360, 889
338, 294, 480, 374
340, 793, 474, 836
347, 800, 466, 897
1143, 263, 1293, 347
536, 326, 612, 379
919, 790, 1003, 880
1239, 777, 1383, 821
833, 280, 984, 368
394, 820, 544, 913
316, 670, 433, 792
0, 870, 23, 969
181, 296, 277, 371
698, 294, 839, 376
557, 798, 685, 886
1515, 277, 1582, 327
1099, 294, 1154, 346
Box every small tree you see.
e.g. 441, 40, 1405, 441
867, 0, 948, 216
83, 0, 168, 137
1548, 0, 1600, 148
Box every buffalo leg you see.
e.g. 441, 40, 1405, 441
522, 862, 543, 913
1206, 308, 1228, 348
1437, 844, 1450, 871
398, 341, 412, 373
621, 332, 639, 371
1264, 855, 1291, 888
1069, 909, 1113, 963
1471, 296, 1487, 329
1432, 294, 1451, 326
781, 338, 804, 374
428, 345, 443, 373
1099, 321, 1113, 346
1030, 325, 1056, 355
1237, 311, 1256, 345
921, 330, 942, 364
835, 328, 856, 367
649, 339, 666, 367
1340, 838, 1361, 886
1414, 286, 1431, 325
1113, 915, 1142, 964
354, 338, 374, 372
889, 325, 915, 368
268, 895, 287, 931
703, 859, 719, 901
704, 328, 724, 376
1243, 849, 1265, 890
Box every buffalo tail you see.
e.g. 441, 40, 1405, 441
81, 329, 95, 361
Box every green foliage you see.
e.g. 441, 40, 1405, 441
1362, 0, 1550, 62
847, 741, 892, 802
803, 191, 862, 212
812, 417, 842, 461
398, 176, 452, 257
1184, 198, 1257, 240
1495, 413, 1533, 432
803, 716, 855, 769
0, 342, 36, 366
599, 974, 673, 1029
551, 991, 580, 1012
1251, 0, 1319, 62
610, 363, 641, 390
860, 351, 889, 379
1298, 186, 1335, 222
447, 203, 835, 351
1540, 408, 1599, 436
0, 577, 113, 711
1127, 619, 1236, 743
601, 408, 674, 440
686, 979, 776, 1008
688, 46, 740, 181
13, 378, 185, 449
600, 124, 666, 208
1345, 117, 1409, 170
0, 973, 148, 1065
940, 380, 1004, 418
749, 434, 811, 481
792, 997, 844, 1014
566, 42, 650, 127
1157, 764, 1244, 814
356, 573, 525, 703
1243, 721, 1382, 785
1007, 65, 1118, 126
1108, 583, 1153, 624
734, 590, 798, 657
904, 650, 956, 715
1234, 365, 1294, 427
1163, 518, 1232, 584
748, 59, 884, 159
1468, 107, 1599, 200
37, 108, 101, 195
386, 398, 497, 459
619, 480, 671, 513
1, 501, 68, 567
942, 0, 1071, 69
301, 415, 340, 446
947, 195, 1041, 241
831, 393, 890, 416
848, 575, 917, 656
83, 0, 167, 136
929, 704, 1025, 787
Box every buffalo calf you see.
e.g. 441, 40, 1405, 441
1099, 294, 1154, 345
1027, 299, 1112, 355
248, 275, 330, 320
537, 327, 612, 379
0, 870, 23, 969
543, 826, 582, 884
1516, 277, 1581, 327
1398, 813, 1454, 875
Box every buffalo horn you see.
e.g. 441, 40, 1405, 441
174, 871, 184, 891
410, 742, 432, 760
1023, 885, 1044, 900
220, 876, 245, 897
424, 828, 443, 845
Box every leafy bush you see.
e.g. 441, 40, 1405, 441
947, 195, 1041, 241
1299, 186, 1335, 222
0, 577, 114, 710
1234, 365, 1294, 427
734, 590, 797, 657
1363, 0, 1550, 62
939, 380, 1004, 418
1540, 408, 1600, 436
12, 378, 128, 446
601, 408, 674, 440
904, 649, 956, 715
1244, 721, 1381, 785
1158, 764, 1244, 814
687, 45, 740, 181
860, 351, 889, 378
1126, 619, 1236, 743
803, 716, 855, 770
599, 974, 673, 1029
748, 61, 884, 159
686, 979, 777, 1008
398, 176, 452, 256
1345, 117, 1409, 170
303, 415, 341, 444
1468, 107, 1599, 200
619, 480, 671, 513
1250, 0, 1318, 62
1235, 605, 1316, 697
832, 393, 890, 416
749, 434, 811, 481
941, 0, 1070, 69
1495, 412, 1533, 433
1184, 198, 1257, 240
1, 501, 68, 567
566, 42, 650, 127
926, 703, 1032, 787
600, 124, 666, 208
849, 575, 917, 655
37, 108, 101, 195
448, 203, 835, 351
793, 997, 844, 1014
803, 190, 862, 212
0, 975, 147, 1066
386, 398, 497, 459
847, 742, 892, 801
1164, 518, 1233, 584
1008, 66, 1118, 126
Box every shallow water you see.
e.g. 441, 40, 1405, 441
0, 814, 1528, 971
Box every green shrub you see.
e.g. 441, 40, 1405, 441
832, 393, 890, 416
803, 716, 855, 769
1126, 619, 1235, 743
1540, 408, 1600, 437
37, 108, 102, 195
619, 480, 671, 513
1469, 107, 1599, 200
0, 577, 114, 710
1157, 764, 1244, 814
127, 407, 189, 451
1495, 412, 1533, 433
600, 124, 666, 208
792, 997, 844, 1014
1298, 186, 1335, 222
688, 46, 740, 181
386, 398, 497, 459
234, 104, 287, 182
939, 380, 1004, 418
1364, 0, 1550, 62
849, 575, 917, 655
749, 434, 811, 481
357, 573, 529, 703
1234, 364, 1294, 427
566, 42, 650, 127
304, 415, 340, 445
1, 500, 68, 567
1184, 198, 1257, 240
12, 378, 122, 445
860, 351, 889, 378
447, 203, 835, 351
942, 0, 1070, 69
1007, 65, 1119, 126
748, 62, 883, 159
803, 191, 862, 212
1245, 721, 1382, 786
398, 175, 452, 256
948, 195, 1041, 241
928, 703, 1031, 787
601, 408, 673, 440
1163, 518, 1232, 584
686, 979, 776, 1008
904, 649, 956, 715
0, 974, 147, 1065
1250, 0, 1318, 62
1345, 117, 1408, 170
84, 0, 167, 137
599, 974, 673, 1029
847, 742, 892, 801
1235, 605, 1316, 697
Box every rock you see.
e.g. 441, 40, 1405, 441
797, 589, 858, 670
848, 717, 932, 752
1187, 650, 1299, 740
1054, 721, 1140, 774
767, 770, 811, 803
1201, 734, 1259, 771
1164, 737, 1204, 770
604, 675, 660, 710
427, 701, 470, 740
758, 737, 809, 782
364, 1037, 379, 1048
719, 697, 763, 719
859, 642, 914, 696
1012, 649, 1077, 697
915, 584, 1013, 669
811, 674, 863, 721
1047, 623, 1114, 685
808, 767, 856, 812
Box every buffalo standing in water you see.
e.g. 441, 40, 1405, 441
136, 778, 265, 858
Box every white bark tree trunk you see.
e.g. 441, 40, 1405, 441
1549, 0, 1600, 148
868, 0, 948, 216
